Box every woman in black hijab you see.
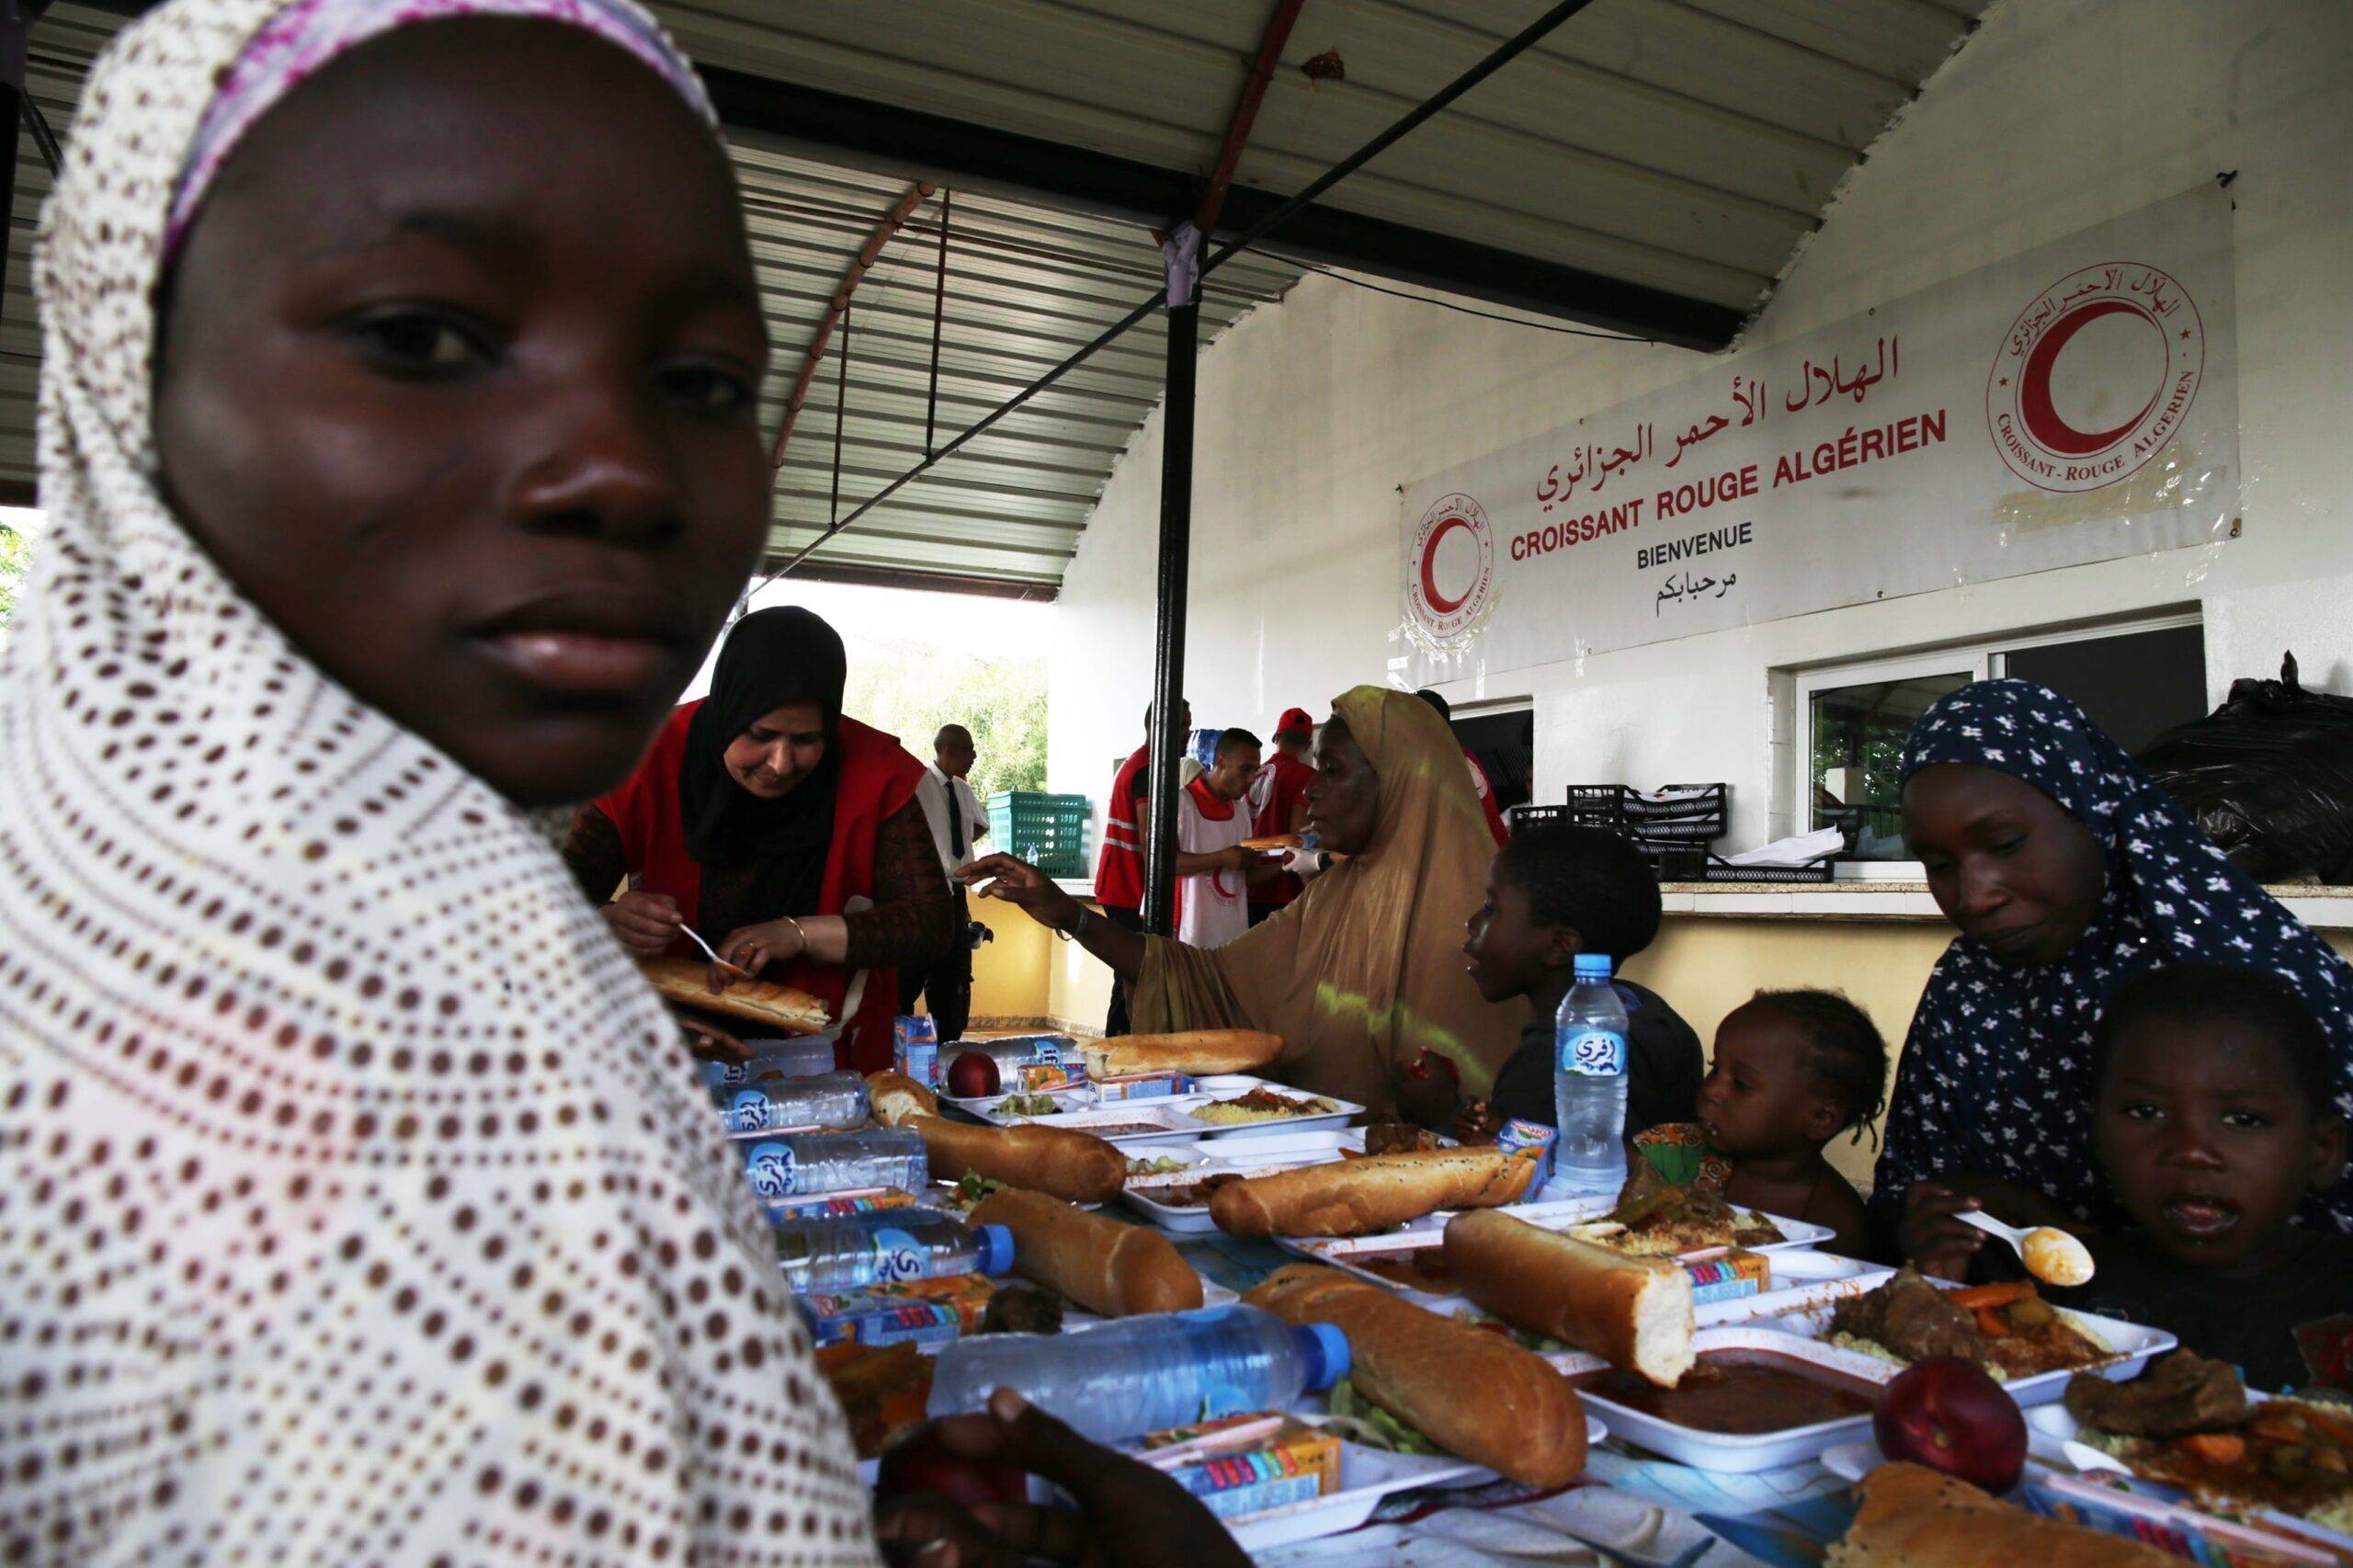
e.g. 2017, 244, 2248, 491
564, 607, 954, 1070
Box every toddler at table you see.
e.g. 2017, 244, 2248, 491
1634, 990, 1889, 1257
2047, 962, 2353, 1395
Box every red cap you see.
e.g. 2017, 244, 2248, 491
1275, 707, 1315, 736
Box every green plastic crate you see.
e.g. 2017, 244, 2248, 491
986, 790, 1091, 878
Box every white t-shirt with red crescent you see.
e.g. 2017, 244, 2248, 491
1175, 775, 1250, 949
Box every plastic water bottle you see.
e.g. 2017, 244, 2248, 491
699, 1034, 835, 1095
737, 1128, 928, 1200
717, 1069, 870, 1134
1552, 953, 1630, 1196
769, 1210, 1015, 1293
927, 1303, 1349, 1445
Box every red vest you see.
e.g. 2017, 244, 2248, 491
1250, 751, 1314, 908
1093, 744, 1151, 912
595, 702, 926, 1072
1466, 750, 1508, 846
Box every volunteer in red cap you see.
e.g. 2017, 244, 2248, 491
1246, 706, 1317, 926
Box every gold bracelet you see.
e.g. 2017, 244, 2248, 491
783, 916, 807, 950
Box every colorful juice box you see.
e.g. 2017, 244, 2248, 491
894, 1016, 939, 1090
801, 1272, 996, 1348
1135, 1414, 1342, 1520
1093, 1072, 1197, 1103
764, 1190, 924, 1221
1495, 1118, 1558, 1187
1678, 1247, 1770, 1305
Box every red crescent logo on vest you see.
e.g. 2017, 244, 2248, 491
1405, 493, 1495, 648
1987, 261, 2203, 494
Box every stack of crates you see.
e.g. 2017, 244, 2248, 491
986, 790, 1091, 879
1512, 784, 1838, 882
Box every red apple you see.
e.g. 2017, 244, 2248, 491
873, 1422, 1028, 1511
946, 1051, 1000, 1098
1873, 1356, 2028, 1494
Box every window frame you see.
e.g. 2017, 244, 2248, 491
1789, 610, 2203, 878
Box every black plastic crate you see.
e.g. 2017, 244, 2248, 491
1564, 783, 1728, 844
1684, 851, 1839, 884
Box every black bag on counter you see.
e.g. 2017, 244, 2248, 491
2138, 653, 2353, 884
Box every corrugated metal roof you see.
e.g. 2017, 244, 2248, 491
734, 143, 1300, 590
1, 0, 1990, 597
657, 0, 1986, 316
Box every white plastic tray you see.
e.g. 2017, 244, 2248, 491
941, 1077, 1096, 1116
1699, 1248, 1893, 1327
1545, 1325, 1898, 1472
1181, 1076, 1365, 1139
955, 1099, 1216, 1147
1492, 1194, 1835, 1254
1749, 1287, 2177, 1407
1118, 1134, 1370, 1233
1222, 1413, 1606, 1553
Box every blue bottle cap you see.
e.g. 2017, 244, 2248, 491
1295, 1323, 1351, 1392
1572, 952, 1613, 980
974, 1223, 1016, 1277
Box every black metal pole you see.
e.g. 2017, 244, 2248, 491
0, 0, 28, 320
1142, 231, 1200, 936
926, 188, 949, 457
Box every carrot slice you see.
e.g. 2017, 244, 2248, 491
1951, 1282, 2036, 1311
2175, 1433, 2246, 1466
2245, 1414, 2308, 1444
1973, 1308, 2014, 1338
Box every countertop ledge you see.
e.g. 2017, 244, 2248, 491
1660, 881, 2353, 931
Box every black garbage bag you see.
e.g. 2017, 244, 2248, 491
2138, 653, 2353, 884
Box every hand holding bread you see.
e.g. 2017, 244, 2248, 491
640, 955, 829, 1035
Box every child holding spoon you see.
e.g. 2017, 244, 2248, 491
2048, 963, 2353, 1394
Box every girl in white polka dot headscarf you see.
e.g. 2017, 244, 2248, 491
0, 0, 878, 1558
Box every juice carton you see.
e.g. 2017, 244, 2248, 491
1134, 1413, 1342, 1520
801, 1272, 996, 1349
1678, 1247, 1771, 1306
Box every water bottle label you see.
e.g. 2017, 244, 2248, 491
1560, 1028, 1626, 1076
745, 1141, 798, 1199
870, 1227, 925, 1285
1031, 1038, 1063, 1068
730, 1090, 773, 1133
704, 1060, 748, 1089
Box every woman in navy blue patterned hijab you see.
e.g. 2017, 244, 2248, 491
1880, 679, 2353, 1267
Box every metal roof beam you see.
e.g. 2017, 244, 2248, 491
701, 68, 1742, 350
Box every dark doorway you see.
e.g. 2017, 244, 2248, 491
1451, 709, 1535, 816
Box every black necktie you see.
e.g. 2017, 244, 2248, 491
949, 782, 967, 858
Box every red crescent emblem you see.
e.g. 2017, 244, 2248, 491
2018, 299, 2161, 457
1420, 515, 1473, 613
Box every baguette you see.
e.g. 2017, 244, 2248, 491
1210, 1146, 1540, 1237
641, 956, 830, 1035
1444, 1210, 1694, 1386
1245, 1264, 1586, 1487
905, 1114, 1126, 1204
1827, 1462, 2172, 1566
1081, 1029, 1285, 1080
864, 1071, 938, 1126
970, 1188, 1203, 1317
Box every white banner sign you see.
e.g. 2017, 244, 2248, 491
1399, 188, 2238, 681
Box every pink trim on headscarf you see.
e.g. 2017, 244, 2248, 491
164, 0, 713, 259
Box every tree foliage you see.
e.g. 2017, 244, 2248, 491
0, 522, 28, 644
842, 638, 1048, 800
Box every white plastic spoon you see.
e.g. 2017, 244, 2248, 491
1957, 1209, 2096, 1286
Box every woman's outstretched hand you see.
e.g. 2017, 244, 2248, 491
718, 916, 810, 982
959, 855, 1084, 934
872, 1389, 1250, 1568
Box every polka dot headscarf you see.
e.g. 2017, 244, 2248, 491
0, 0, 876, 1559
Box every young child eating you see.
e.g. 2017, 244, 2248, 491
2053, 962, 2353, 1394
1635, 991, 1889, 1256
1460, 824, 1706, 1142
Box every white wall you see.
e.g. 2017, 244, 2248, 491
1049, 0, 2353, 851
